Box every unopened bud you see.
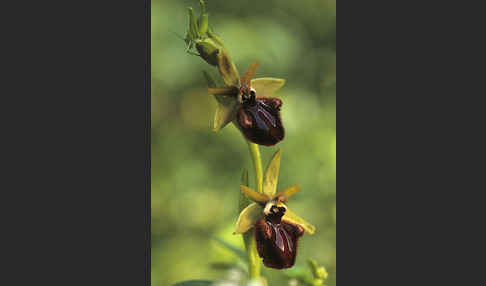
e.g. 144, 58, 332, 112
188, 7, 199, 39
195, 38, 220, 66
198, 0, 209, 35
308, 259, 329, 280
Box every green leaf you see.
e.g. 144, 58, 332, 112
210, 262, 247, 273
273, 184, 301, 200
234, 202, 264, 234
250, 78, 286, 98
172, 280, 213, 286
283, 208, 316, 234
262, 149, 282, 196
241, 169, 249, 186
217, 49, 240, 86
240, 185, 270, 204
212, 237, 248, 261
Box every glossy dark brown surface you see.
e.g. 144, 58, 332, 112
254, 209, 304, 269
237, 96, 285, 146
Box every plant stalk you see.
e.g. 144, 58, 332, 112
245, 140, 263, 279
247, 141, 263, 194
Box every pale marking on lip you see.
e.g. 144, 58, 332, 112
263, 202, 274, 215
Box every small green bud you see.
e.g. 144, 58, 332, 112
198, 0, 209, 35
315, 267, 328, 280
198, 13, 209, 35
207, 30, 227, 50
195, 38, 220, 66
188, 7, 199, 39
307, 259, 328, 280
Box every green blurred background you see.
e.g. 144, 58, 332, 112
151, 0, 335, 285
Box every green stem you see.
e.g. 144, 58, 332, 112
245, 140, 263, 279
247, 141, 263, 194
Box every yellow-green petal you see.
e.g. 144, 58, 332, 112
240, 185, 270, 204
250, 78, 285, 98
234, 202, 264, 234
262, 149, 282, 196
283, 208, 316, 234
273, 184, 301, 200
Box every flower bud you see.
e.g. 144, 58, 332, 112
188, 7, 199, 39
308, 259, 329, 280
197, 0, 209, 35
195, 38, 220, 66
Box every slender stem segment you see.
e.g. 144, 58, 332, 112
243, 229, 261, 279
247, 141, 263, 194
245, 140, 263, 279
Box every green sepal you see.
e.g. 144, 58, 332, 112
234, 202, 264, 234
250, 77, 286, 98
240, 185, 270, 204
283, 208, 316, 234
212, 98, 238, 131
262, 149, 282, 196
208, 86, 239, 131
217, 49, 240, 86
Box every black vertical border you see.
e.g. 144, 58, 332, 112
145, 0, 151, 285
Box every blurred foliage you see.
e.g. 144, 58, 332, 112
151, 0, 335, 285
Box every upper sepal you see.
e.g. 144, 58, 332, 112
263, 149, 282, 196
217, 49, 240, 86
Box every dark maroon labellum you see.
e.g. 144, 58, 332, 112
254, 205, 304, 269
236, 88, 285, 146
